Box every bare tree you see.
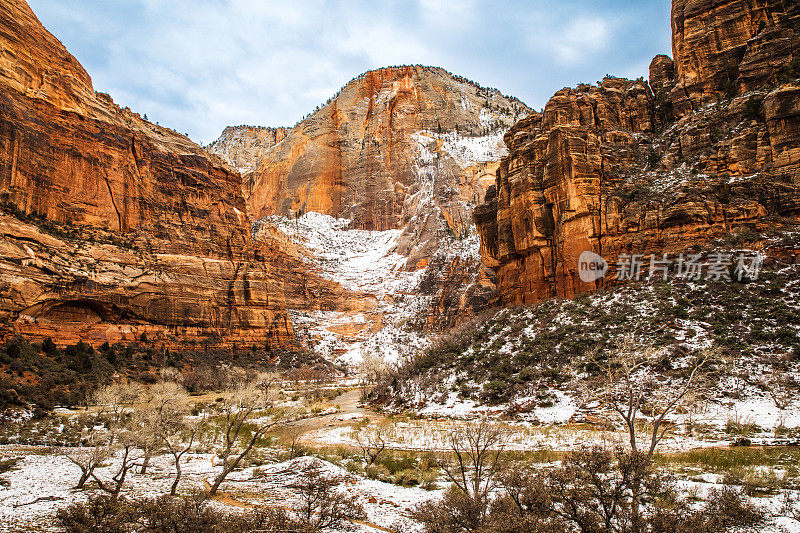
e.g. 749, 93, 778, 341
162, 415, 203, 496
131, 382, 192, 474
93, 382, 143, 431
63, 431, 111, 490
144, 382, 204, 495
89, 430, 141, 502
254, 372, 281, 401
356, 426, 386, 467
289, 460, 365, 531
64, 383, 141, 491
128, 382, 202, 494
596, 337, 713, 459
594, 337, 714, 531
207, 382, 293, 496
358, 354, 385, 399
426, 420, 508, 532
284, 424, 306, 459
129, 409, 161, 475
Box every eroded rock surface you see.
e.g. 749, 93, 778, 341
239, 65, 528, 231
476, 0, 800, 305
0, 0, 351, 345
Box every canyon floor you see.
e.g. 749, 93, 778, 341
3, 379, 800, 532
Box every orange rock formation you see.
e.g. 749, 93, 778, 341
475, 0, 800, 305
0, 0, 355, 346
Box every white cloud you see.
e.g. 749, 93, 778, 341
528, 15, 613, 65
418, 0, 476, 23
27, 0, 671, 144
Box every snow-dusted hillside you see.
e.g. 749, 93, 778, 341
381, 253, 800, 434
247, 119, 507, 368
261, 212, 432, 365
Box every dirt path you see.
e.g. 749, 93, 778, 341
292, 388, 385, 446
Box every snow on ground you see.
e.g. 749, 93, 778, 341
228, 456, 435, 532
4, 443, 799, 532
0, 447, 217, 532
303, 418, 726, 455
0, 448, 434, 533
261, 212, 435, 366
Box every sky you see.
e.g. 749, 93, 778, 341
28, 0, 673, 145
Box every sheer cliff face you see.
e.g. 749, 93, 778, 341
240, 65, 529, 231
670, 0, 800, 117
476, 0, 800, 305
214, 67, 530, 332
0, 0, 322, 346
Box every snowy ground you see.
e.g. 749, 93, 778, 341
3, 441, 799, 532
265, 212, 432, 367
305, 420, 728, 454
0, 448, 435, 533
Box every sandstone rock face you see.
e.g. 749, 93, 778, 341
649, 55, 675, 97
209, 126, 289, 174
670, 0, 800, 116
212, 67, 532, 340
476, 0, 800, 306
238, 65, 529, 231
0, 0, 337, 346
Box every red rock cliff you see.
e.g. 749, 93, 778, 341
242, 66, 528, 231
670, 0, 800, 116
475, 0, 800, 305
0, 0, 353, 346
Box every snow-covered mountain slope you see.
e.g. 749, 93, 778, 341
246, 114, 509, 367
258, 211, 481, 367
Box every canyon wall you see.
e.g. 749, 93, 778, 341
476, 0, 800, 305
0, 0, 356, 346
241, 65, 528, 231
209, 126, 289, 174
213, 68, 531, 338
670, 0, 800, 116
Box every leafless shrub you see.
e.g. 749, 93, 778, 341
417, 446, 764, 533
289, 460, 366, 531
356, 426, 386, 467
58, 493, 301, 533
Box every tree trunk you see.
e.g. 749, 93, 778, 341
171, 460, 182, 496
208, 466, 231, 496
76, 468, 91, 489
140, 453, 151, 474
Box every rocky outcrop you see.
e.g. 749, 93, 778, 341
670, 0, 800, 116
476, 0, 800, 305
240, 65, 529, 231
0, 0, 354, 346
209, 126, 289, 174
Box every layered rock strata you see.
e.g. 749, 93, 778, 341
476, 0, 800, 305
0, 0, 356, 346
